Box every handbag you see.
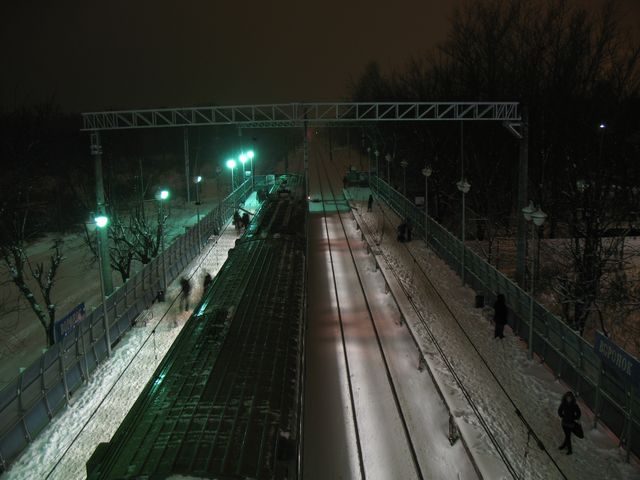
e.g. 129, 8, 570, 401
572, 421, 584, 439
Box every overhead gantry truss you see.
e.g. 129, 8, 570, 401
81, 102, 521, 131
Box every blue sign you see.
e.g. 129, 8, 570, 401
54, 303, 86, 343
595, 331, 640, 387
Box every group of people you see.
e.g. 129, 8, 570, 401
493, 294, 583, 454
178, 272, 213, 312
233, 210, 251, 232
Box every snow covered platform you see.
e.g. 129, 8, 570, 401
3, 198, 258, 480
347, 186, 640, 480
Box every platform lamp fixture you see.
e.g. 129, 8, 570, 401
456, 178, 471, 285
156, 189, 170, 297
374, 149, 380, 190
94, 214, 112, 356
239, 152, 248, 180
422, 165, 433, 246
367, 146, 372, 186
247, 150, 255, 189
522, 201, 547, 360
194, 176, 202, 247
400, 159, 408, 196
385, 153, 392, 184
226, 159, 237, 191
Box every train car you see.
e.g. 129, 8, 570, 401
87, 184, 307, 479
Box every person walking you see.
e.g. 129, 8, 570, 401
179, 277, 192, 311
203, 273, 212, 292
367, 194, 373, 212
558, 391, 581, 455
493, 294, 508, 339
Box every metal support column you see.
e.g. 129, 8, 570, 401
91, 131, 113, 295
516, 109, 529, 287
96, 229, 112, 356
304, 117, 309, 198
184, 127, 191, 203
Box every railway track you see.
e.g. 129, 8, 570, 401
312, 147, 425, 480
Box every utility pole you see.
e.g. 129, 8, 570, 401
184, 127, 190, 203
90, 131, 113, 295
516, 108, 529, 287
304, 116, 309, 198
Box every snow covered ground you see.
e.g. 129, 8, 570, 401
346, 184, 640, 480
0, 183, 229, 389
3, 194, 260, 480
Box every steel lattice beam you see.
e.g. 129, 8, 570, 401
81, 102, 521, 131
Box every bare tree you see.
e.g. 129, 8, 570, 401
0, 206, 64, 346
83, 200, 166, 282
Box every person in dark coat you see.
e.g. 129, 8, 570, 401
493, 294, 508, 339
367, 194, 373, 212
558, 391, 581, 455
396, 222, 406, 242
233, 210, 241, 231
405, 218, 412, 242
179, 277, 192, 311
241, 212, 250, 229
203, 273, 212, 292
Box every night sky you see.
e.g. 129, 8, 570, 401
2, 1, 639, 113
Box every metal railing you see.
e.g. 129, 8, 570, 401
371, 176, 639, 460
0, 179, 253, 471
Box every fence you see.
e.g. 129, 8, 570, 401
371, 176, 640, 460
0, 179, 253, 472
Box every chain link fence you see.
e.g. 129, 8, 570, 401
371, 176, 639, 461
0, 179, 253, 472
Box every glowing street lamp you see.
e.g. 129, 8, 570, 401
247, 150, 255, 189
94, 215, 112, 356
226, 159, 237, 190
194, 176, 203, 248
239, 153, 249, 183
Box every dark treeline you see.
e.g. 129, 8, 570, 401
0, 104, 89, 237
349, 0, 640, 340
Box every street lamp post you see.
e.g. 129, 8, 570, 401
194, 176, 202, 248
422, 165, 432, 246
226, 159, 237, 191
385, 153, 392, 185
247, 150, 255, 190
374, 149, 380, 191
523, 202, 547, 360
367, 147, 371, 187
239, 153, 248, 187
95, 215, 112, 357
157, 189, 170, 297
400, 160, 408, 196
456, 178, 471, 285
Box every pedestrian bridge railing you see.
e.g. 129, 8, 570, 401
0, 179, 253, 472
370, 176, 639, 461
